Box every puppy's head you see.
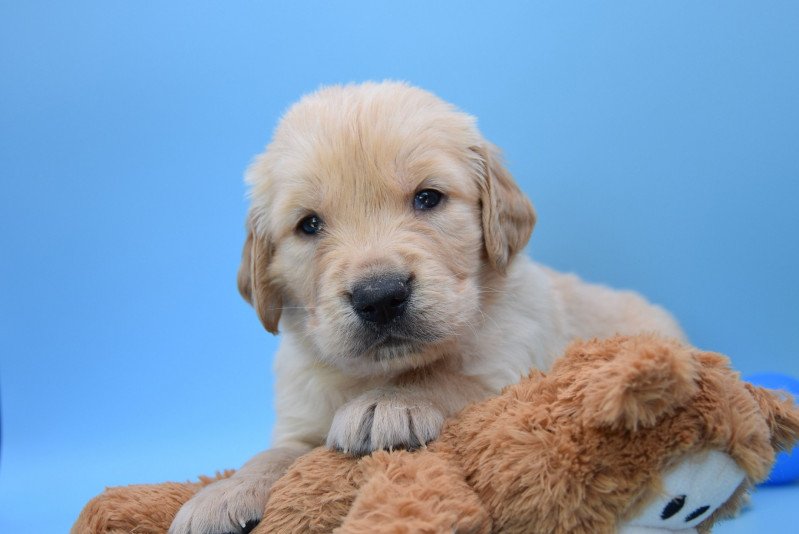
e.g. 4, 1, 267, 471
238, 82, 535, 375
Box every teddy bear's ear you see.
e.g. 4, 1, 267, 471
580, 336, 700, 431
745, 384, 799, 452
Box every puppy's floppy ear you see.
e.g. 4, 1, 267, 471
237, 217, 283, 334
473, 143, 536, 273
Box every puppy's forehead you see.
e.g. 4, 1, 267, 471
249, 83, 484, 229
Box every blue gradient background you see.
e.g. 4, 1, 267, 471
1, 2, 798, 531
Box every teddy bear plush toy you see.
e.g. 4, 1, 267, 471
73, 335, 799, 533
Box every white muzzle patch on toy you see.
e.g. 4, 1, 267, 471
618, 450, 746, 533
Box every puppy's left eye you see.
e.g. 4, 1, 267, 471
298, 214, 323, 235
413, 189, 443, 210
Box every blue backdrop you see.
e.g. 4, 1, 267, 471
1, 2, 797, 531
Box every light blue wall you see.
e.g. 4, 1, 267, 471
2, 2, 797, 530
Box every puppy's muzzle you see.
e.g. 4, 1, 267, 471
350, 274, 412, 326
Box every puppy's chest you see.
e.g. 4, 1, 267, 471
458, 326, 563, 393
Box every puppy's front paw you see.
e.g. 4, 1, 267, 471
168, 475, 266, 534
326, 390, 446, 455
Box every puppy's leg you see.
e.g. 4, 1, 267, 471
168, 445, 307, 534
326, 361, 492, 455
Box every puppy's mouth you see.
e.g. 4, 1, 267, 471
358, 330, 433, 360
363, 333, 415, 352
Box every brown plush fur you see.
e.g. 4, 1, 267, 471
72, 472, 232, 534
73, 336, 799, 533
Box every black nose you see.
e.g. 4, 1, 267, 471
351, 275, 412, 325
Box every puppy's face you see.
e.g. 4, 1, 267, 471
239, 83, 535, 375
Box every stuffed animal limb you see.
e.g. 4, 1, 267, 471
72, 472, 232, 534
335, 449, 490, 533
253, 447, 490, 533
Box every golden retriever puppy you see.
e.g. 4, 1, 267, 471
169, 81, 684, 534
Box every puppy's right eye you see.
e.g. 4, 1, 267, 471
413, 189, 443, 210
298, 214, 323, 235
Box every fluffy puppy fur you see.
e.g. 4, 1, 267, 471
169, 82, 685, 534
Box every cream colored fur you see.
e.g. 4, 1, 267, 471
169, 81, 684, 534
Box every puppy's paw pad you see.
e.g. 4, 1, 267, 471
241, 519, 260, 534
326, 391, 445, 455
169, 476, 266, 534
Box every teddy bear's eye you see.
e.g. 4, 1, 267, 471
684, 505, 710, 522
660, 495, 685, 519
